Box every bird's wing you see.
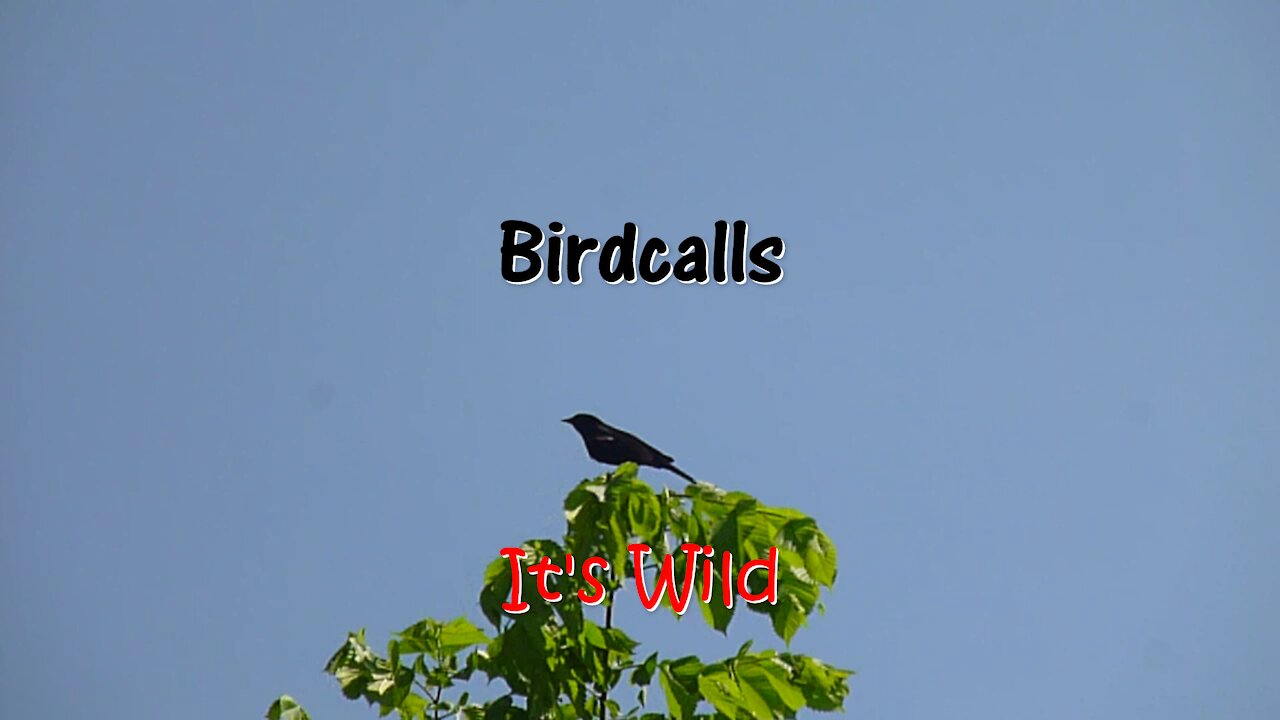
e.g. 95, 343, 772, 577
615, 426, 674, 464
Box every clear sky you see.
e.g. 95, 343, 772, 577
2, 3, 1277, 719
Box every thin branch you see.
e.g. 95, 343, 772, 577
600, 586, 616, 720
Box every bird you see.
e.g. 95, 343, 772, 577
562, 413, 696, 483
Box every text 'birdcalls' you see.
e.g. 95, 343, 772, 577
499, 220, 785, 286
497, 543, 778, 614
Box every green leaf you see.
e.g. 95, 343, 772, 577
734, 511, 777, 562
695, 562, 736, 634
265, 695, 311, 720
479, 540, 564, 629
483, 695, 519, 720
604, 626, 639, 654
659, 657, 702, 720
737, 657, 805, 714
783, 654, 854, 711
769, 580, 815, 645
479, 556, 516, 629
582, 621, 608, 649
395, 619, 437, 655
783, 518, 838, 588
630, 652, 659, 687
369, 669, 397, 694
697, 668, 744, 718
397, 693, 426, 720
325, 630, 375, 699
439, 617, 490, 655
732, 672, 775, 720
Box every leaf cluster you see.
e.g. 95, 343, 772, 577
268, 464, 851, 719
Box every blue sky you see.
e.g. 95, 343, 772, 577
2, 3, 1277, 718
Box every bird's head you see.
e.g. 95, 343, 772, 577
562, 413, 601, 429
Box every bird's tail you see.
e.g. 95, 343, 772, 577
668, 464, 697, 484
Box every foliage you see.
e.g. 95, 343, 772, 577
267, 464, 851, 718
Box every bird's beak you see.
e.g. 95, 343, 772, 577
561, 417, 571, 423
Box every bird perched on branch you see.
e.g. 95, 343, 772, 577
562, 413, 696, 483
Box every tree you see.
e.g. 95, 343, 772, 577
266, 463, 851, 719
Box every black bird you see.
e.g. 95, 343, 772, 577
562, 413, 696, 483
